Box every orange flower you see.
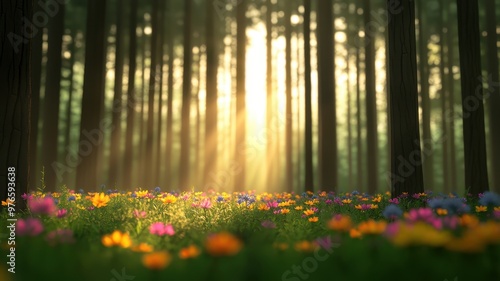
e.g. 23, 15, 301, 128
459, 214, 480, 228
274, 242, 289, 251
308, 216, 319, 223
294, 241, 317, 252
436, 208, 448, 216
370, 204, 378, 209
179, 245, 201, 259
294, 206, 304, 211
494, 207, 500, 212
160, 194, 177, 204
372, 197, 381, 203
475, 206, 487, 213
142, 251, 171, 270
281, 208, 290, 214
258, 203, 270, 211
132, 243, 154, 253
341, 199, 352, 204
101, 230, 132, 248
90, 193, 110, 208
1, 198, 14, 206
349, 228, 362, 239
357, 220, 387, 235
205, 232, 242, 257
303, 209, 315, 216
327, 215, 352, 232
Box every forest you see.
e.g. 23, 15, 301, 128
0, 0, 500, 280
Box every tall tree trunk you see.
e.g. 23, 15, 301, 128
266, 0, 275, 191
165, 5, 175, 189
123, 0, 138, 190
30, 4, 44, 191
0, 0, 32, 210
76, 0, 107, 190
234, 0, 247, 191
64, 30, 76, 186
317, 0, 337, 192
42, 1, 65, 191
447, 2, 458, 192
146, 0, 160, 188
303, 0, 313, 192
138, 22, 147, 187
456, 0, 490, 195
195, 52, 202, 188
356, 38, 363, 191
387, 0, 424, 198
109, 0, 124, 187
155, 0, 166, 187
416, 0, 434, 191
485, 0, 500, 193
346, 48, 353, 190
285, 0, 293, 192
363, 0, 378, 195
204, 0, 219, 190
179, 0, 193, 191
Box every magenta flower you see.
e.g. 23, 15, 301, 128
261, 220, 276, 229
388, 198, 399, 204
16, 218, 44, 236
493, 210, 500, 220
28, 197, 57, 216
273, 210, 281, 215
149, 222, 175, 236
325, 199, 333, 205
133, 209, 147, 218
406, 208, 435, 223
266, 201, 279, 208
193, 198, 212, 209
441, 216, 459, 230
384, 222, 401, 238
21, 193, 33, 201
56, 209, 68, 218
46, 229, 75, 246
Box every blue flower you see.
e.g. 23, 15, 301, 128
216, 196, 224, 202
479, 191, 500, 206
68, 196, 76, 202
154, 187, 161, 193
78, 189, 84, 194
351, 190, 359, 196
382, 204, 403, 219
106, 189, 113, 195
131, 193, 137, 198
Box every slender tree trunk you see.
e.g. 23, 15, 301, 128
179, 0, 193, 191
165, 5, 175, 189
387, 0, 424, 198
109, 0, 124, 187
204, 0, 219, 190
64, 30, 76, 186
317, 0, 337, 192
155, 0, 166, 187
195, 52, 202, 188
485, 0, 500, 193
356, 38, 363, 191
234, 0, 247, 191
123, 0, 138, 190
346, 48, 353, 190
456, 0, 490, 195
42, 1, 65, 191
447, 2, 457, 192
266, 0, 275, 191
285, 0, 293, 192
138, 22, 147, 187
303, 0, 313, 192
76, 0, 107, 190
0, 0, 32, 210
416, 0, 434, 191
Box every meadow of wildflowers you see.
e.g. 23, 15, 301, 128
1, 187, 500, 281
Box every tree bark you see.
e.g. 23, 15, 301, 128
285, 0, 293, 192
165, 3, 175, 190
303, 0, 313, 192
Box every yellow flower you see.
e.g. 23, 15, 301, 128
475, 206, 487, 213
319, 192, 327, 197
294, 206, 303, 211
308, 216, 319, 223
354, 205, 362, 210
101, 230, 132, 248
494, 207, 500, 212
258, 203, 270, 211
341, 199, 352, 204
135, 190, 149, 198
278, 201, 291, 207
179, 245, 201, 259
161, 194, 177, 204
391, 222, 451, 247
1, 198, 14, 206
132, 243, 154, 253
459, 214, 480, 228
142, 251, 171, 270
91, 193, 110, 208
357, 220, 386, 235
370, 204, 378, 209
281, 208, 290, 214
327, 215, 352, 232
205, 232, 243, 257
360, 197, 369, 201
436, 208, 448, 216
304, 199, 319, 206
372, 197, 381, 203
303, 209, 315, 216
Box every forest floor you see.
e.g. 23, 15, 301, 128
1, 188, 500, 281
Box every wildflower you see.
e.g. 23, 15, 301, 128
142, 251, 171, 270
294, 241, 317, 252
266, 201, 279, 208
161, 194, 177, 204
90, 193, 110, 208
16, 218, 43, 236
436, 208, 448, 216
294, 206, 303, 211
281, 208, 290, 214
21, 193, 33, 201
349, 228, 362, 239
1, 198, 14, 206
478, 191, 500, 207
370, 204, 378, 209
475, 206, 487, 213
341, 199, 352, 204
388, 198, 399, 204
56, 209, 68, 218
68, 195, 76, 202
198, 198, 212, 209
325, 199, 333, 205
383, 204, 403, 219
357, 220, 387, 235
261, 220, 276, 229
372, 197, 382, 203
45, 229, 75, 246
102, 230, 132, 248
274, 242, 289, 251
149, 223, 175, 236
354, 204, 371, 211
304, 199, 319, 206
258, 203, 270, 211
132, 243, 154, 253
179, 245, 201, 259
459, 214, 480, 228
390, 222, 451, 247
28, 197, 57, 215
327, 214, 352, 232
133, 210, 147, 219
135, 190, 149, 198
308, 216, 319, 223
303, 209, 315, 216
205, 232, 242, 256
154, 187, 161, 193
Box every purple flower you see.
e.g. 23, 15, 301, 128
388, 198, 399, 204
21, 193, 33, 201
261, 220, 276, 229
56, 209, 68, 218
28, 197, 57, 216
325, 199, 333, 205
16, 218, 44, 236
149, 222, 175, 236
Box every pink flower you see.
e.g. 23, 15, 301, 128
384, 222, 401, 238
192, 198, 212, 209
493, 210, 500, 220
266, 201, 279, 208
46, 229, 75, 246
388, 198, 399, 204
149, 222, 175, 236
133, 209, 147, 218
56, 209, 68, 218
406, 208, 435, 223
28, 197, 57, 216
21, 193, 33, 201
16, 218, 44, 236
325, 199, 333, 205
261, 220, 276, 229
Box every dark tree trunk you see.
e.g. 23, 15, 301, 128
303, 0, 313, 192
123, 0, 138, 190
138, 22, 147, 187
266, 0, 275, 191
234, 0, 247, 192
64, 30, 76, 186
42, 1, 65, 191
356, 39, 363, 191
195, 52, 202, 188
485, 0, 500, 193
109, 0, 124, 187
447, 1, 457, 192
76, 0, 107, 191
285, 0, 293, 192
155, 0, 166, 187
416, 0, 434, 191
387, 0, 424, 198
204, 0, 219, 190
317, 0, 337, 192
0, 0, 32, 210
165, 5, 175, 189
456, 0, 490, 195
179, 0, 193, 191
363, 0, 378, 195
